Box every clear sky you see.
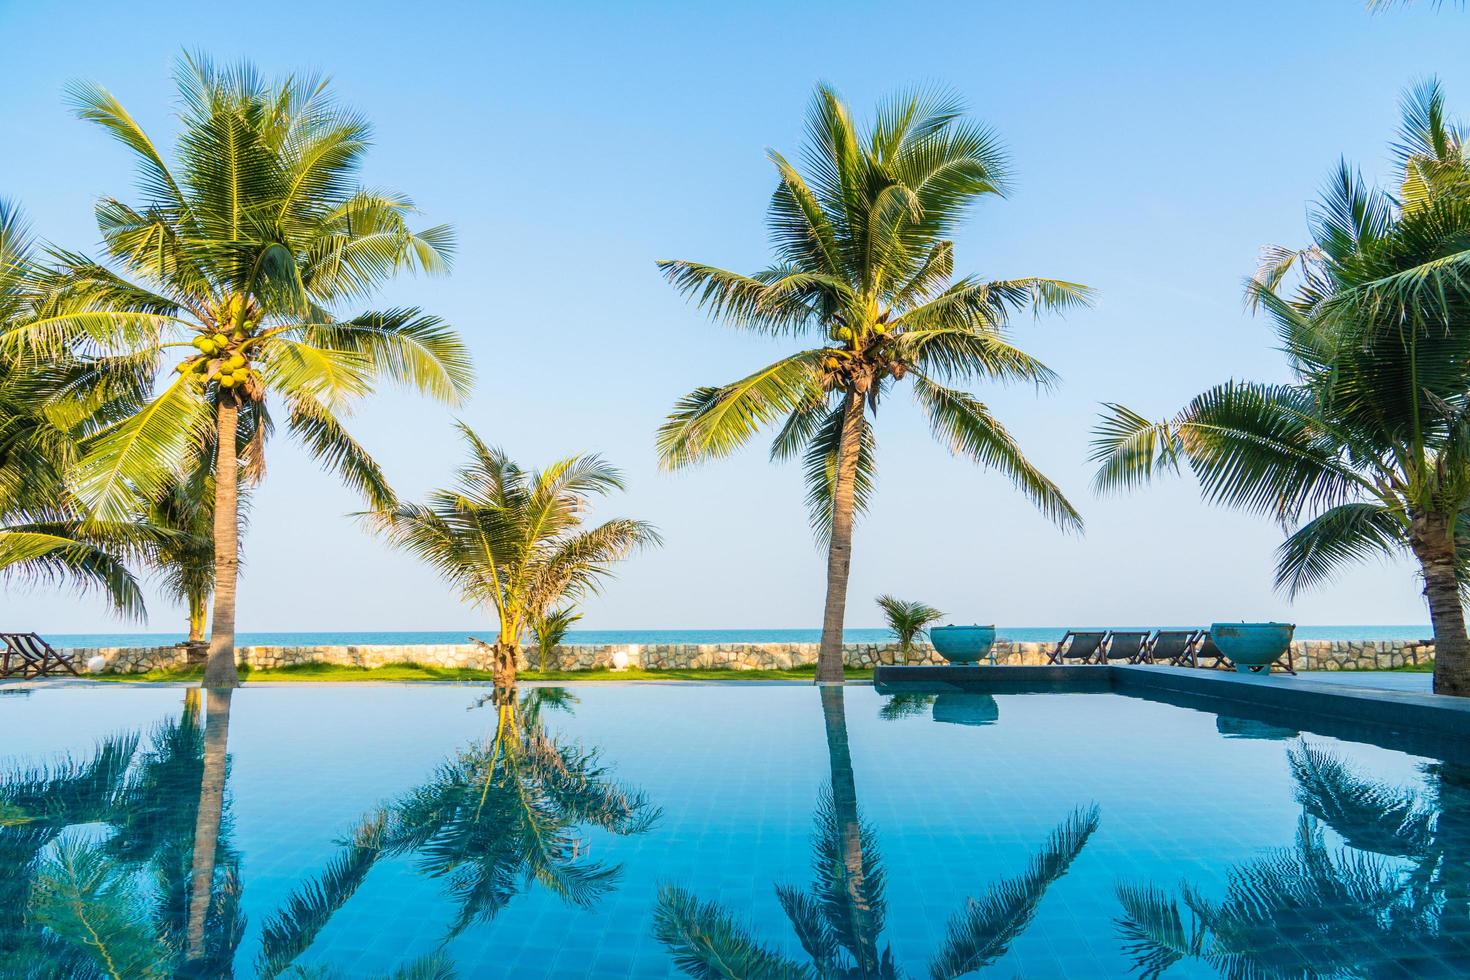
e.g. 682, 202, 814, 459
3, 0, 1467, 634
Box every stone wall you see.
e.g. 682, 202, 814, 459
68, 637, 1437, 674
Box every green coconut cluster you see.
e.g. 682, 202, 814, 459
173, 296, 261, 393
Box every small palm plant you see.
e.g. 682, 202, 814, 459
876, 594, 944, 664
1091, 80, 1470, 696
366, 424, 659, 687
658, 85, 1088, 683
2, 55, 471, 686
530, 606, 581, 672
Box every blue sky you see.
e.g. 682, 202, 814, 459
3, 0, 1467, 633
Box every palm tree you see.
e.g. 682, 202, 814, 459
366, 425, 659, 687
875, 595, 944, 664
655, 686, 1099, 978
657, 85, 1089, 682
0, 198, 162, 618
1, 54, 472, 687
529, 605, 581, 672
1092, 80, 1470, 696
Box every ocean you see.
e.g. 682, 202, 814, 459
46, 625, 1434, 648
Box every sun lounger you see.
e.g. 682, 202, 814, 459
1143, 629, 1202, 666
0, 632, 81, 679
1191, 634, 1233, 671
1047, 630, 1108, 665
1100, 631, 1151, 664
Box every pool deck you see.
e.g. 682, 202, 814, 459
873, 664, 1470, 760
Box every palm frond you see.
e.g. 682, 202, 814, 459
653, 884, 813, 980
801, 402, 876, 544
1274, 502, 1407, 597
285, 394, 396, 510
927, 805, 1100, 980
255, 812, 388, 979
658, 352, 825, 469
915, 375, 1081, 531
70, 375, 212, 523
0, 528, 148, 619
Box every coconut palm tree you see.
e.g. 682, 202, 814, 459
876, 595, 944, 663
0, 54, 472, 687
1091, 80, 1470, 696
657, 85, 1089, 682
366, 425, 659, 686
655, 686, 1099, 978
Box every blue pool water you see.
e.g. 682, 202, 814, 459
48, 624, 1434, 648
0, 683, 1463, 976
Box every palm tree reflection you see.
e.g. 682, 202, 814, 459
0, 683, 658, 976
377, 685, 659, 939
656, 686, 1098, 978
1115, 743, 1470, 977
0, 688, 246, 977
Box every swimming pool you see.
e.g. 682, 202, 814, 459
0, 683, 1464, 977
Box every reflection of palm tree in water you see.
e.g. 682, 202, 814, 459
252, 684, 657, 971
656, 686, 1099, 978
374, 685, 659, 938
1116, 743, 1470, 978
0, 689, 449, 978
0, 687, 244, 977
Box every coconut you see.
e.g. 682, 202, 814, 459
231, 368, 249, 382
212, 333, 229, 347
191, 336, 207, 350
226, 353, 245, 370
219, 375, 237, 388
836, 327, 854, 342
198, 339, 216, 355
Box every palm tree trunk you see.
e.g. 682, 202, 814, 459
186, 687, 232, 962
1412, 511, 1470, 696
493, 640, 518, 689
188, 594, 207, 644
204, 399, 240, 688
818, 685, 880, 974
817, 388, 865, 683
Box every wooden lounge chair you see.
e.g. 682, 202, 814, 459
1191, 634, 1233, 671
1100, 631, 1151, 664
0, 632, 81, 679
1047, 630, 1108, 665
1143, 629, 1202, 666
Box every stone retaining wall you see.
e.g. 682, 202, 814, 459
69, 637, 1437, 675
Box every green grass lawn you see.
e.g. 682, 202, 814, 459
1384, 658, 1434, 672
89, 661, 874, 684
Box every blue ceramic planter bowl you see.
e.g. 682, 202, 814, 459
929, 625, 996, 665
1210, 622, 1295, 674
